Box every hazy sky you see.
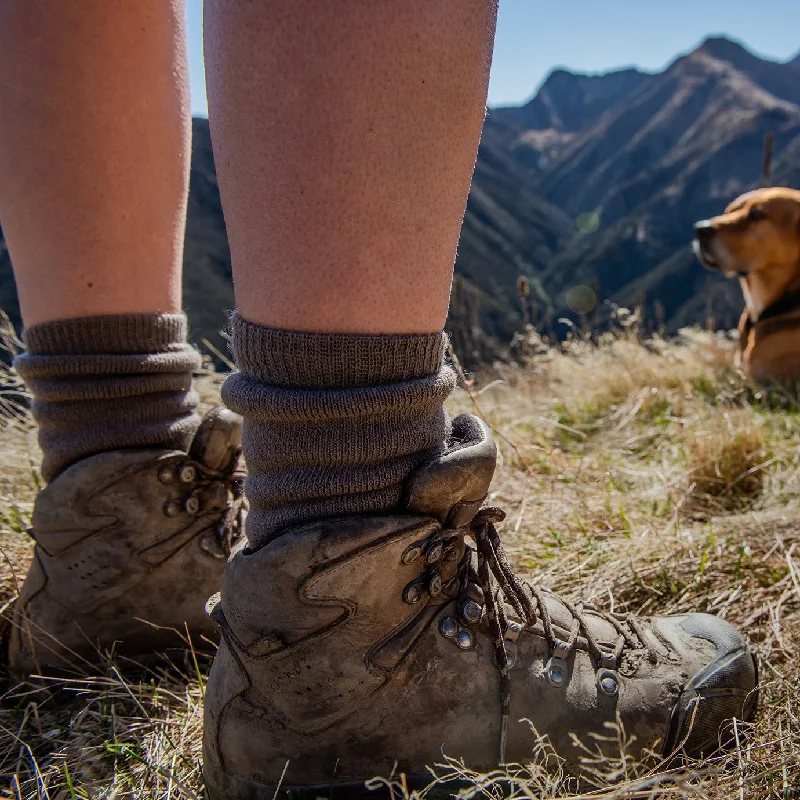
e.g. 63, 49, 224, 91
187, 0, 800, 116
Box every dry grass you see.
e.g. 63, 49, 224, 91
685, 410, 767, 513
1, 325, 800, 798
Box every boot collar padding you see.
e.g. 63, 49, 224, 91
405, 415, 497, 524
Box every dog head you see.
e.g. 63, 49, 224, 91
694, 187, 800, 278
693, 187, 800, 317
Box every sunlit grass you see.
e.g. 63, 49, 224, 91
1, 323, 799, 798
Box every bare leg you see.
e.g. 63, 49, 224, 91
0, 2, 204, 504
0, 0, 190, 326
1, 2, 249, 679
205, 0, 497, 334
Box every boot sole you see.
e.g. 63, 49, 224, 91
203, 763, 459, 800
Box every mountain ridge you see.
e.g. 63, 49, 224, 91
1, 35, 799, 361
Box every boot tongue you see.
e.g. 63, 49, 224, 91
189, 407, 243, 473
405, 414, 497, 526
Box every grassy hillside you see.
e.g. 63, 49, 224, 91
1, 323, 798, 798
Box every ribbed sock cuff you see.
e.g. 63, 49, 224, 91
22, 314, 192, 356
231, 313, 448, 389
223, 312, 456, 546
15, 313, 202, 482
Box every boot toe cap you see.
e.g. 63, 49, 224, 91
661, 613, 758, 759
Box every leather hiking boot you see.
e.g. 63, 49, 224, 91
6, 406, 246, 678
203, 414, 758, 799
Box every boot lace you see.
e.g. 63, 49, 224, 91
469, 507, 657, 762
198, 465, 247, 558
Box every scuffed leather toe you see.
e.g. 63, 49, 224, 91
661, 613, 758, 758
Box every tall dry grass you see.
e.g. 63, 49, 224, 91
1, 323, 799, 798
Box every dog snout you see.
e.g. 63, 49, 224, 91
693, 220, 715, 244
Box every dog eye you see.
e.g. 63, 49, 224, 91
748, 206, 766, 221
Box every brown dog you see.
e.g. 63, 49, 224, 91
694, 187, 800, 383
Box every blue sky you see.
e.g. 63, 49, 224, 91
187, 0, 800, 116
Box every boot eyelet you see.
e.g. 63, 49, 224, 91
455, 629, 474, 650
439, 617, 458, 639
507, 642, 518, 667
185, 495, 201, 514
403, 580, 425, 605
504, 619, 523, 642
552, 639, 571, 660
164, 499, 181, 517
401, 542, 424, 565
426, 541, 444, 564
597, 668, 620, 696
493, 641, 518, 668
600, 651, 618, 670
460, 599, 483, 624
199, 533, 227, 559
428, 573, 443, 597
159, 467, 176, 484
179, 464, 197, 484
545, 656, 569, 687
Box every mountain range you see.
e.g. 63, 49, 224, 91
1, 35, 800, 361
473, 36, 800, 340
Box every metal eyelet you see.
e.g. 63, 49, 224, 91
493, 641, 518, 669
402, 579, 425, 605
552, 639, 572, 660
504, 619, 523, 642
199, 532, 227, 559
401, 542, 424, 565
426, 541, 444, 564
455, 629, 474, 650
597, 668, 620, 697
439, 617, 458, 639
545, 655, 569, 688
159, 466, 176, 484
179, 464, 197, 484
600, 651, 618, 670
460, 599, 483, 624
185, 495, 201, 515
428, 573, 443, 598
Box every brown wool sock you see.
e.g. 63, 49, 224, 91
14, 314, 202, 483
222, 312, 456, 547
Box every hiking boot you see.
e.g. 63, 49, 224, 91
6, 406, 246, 678
202, 414, 758, 799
